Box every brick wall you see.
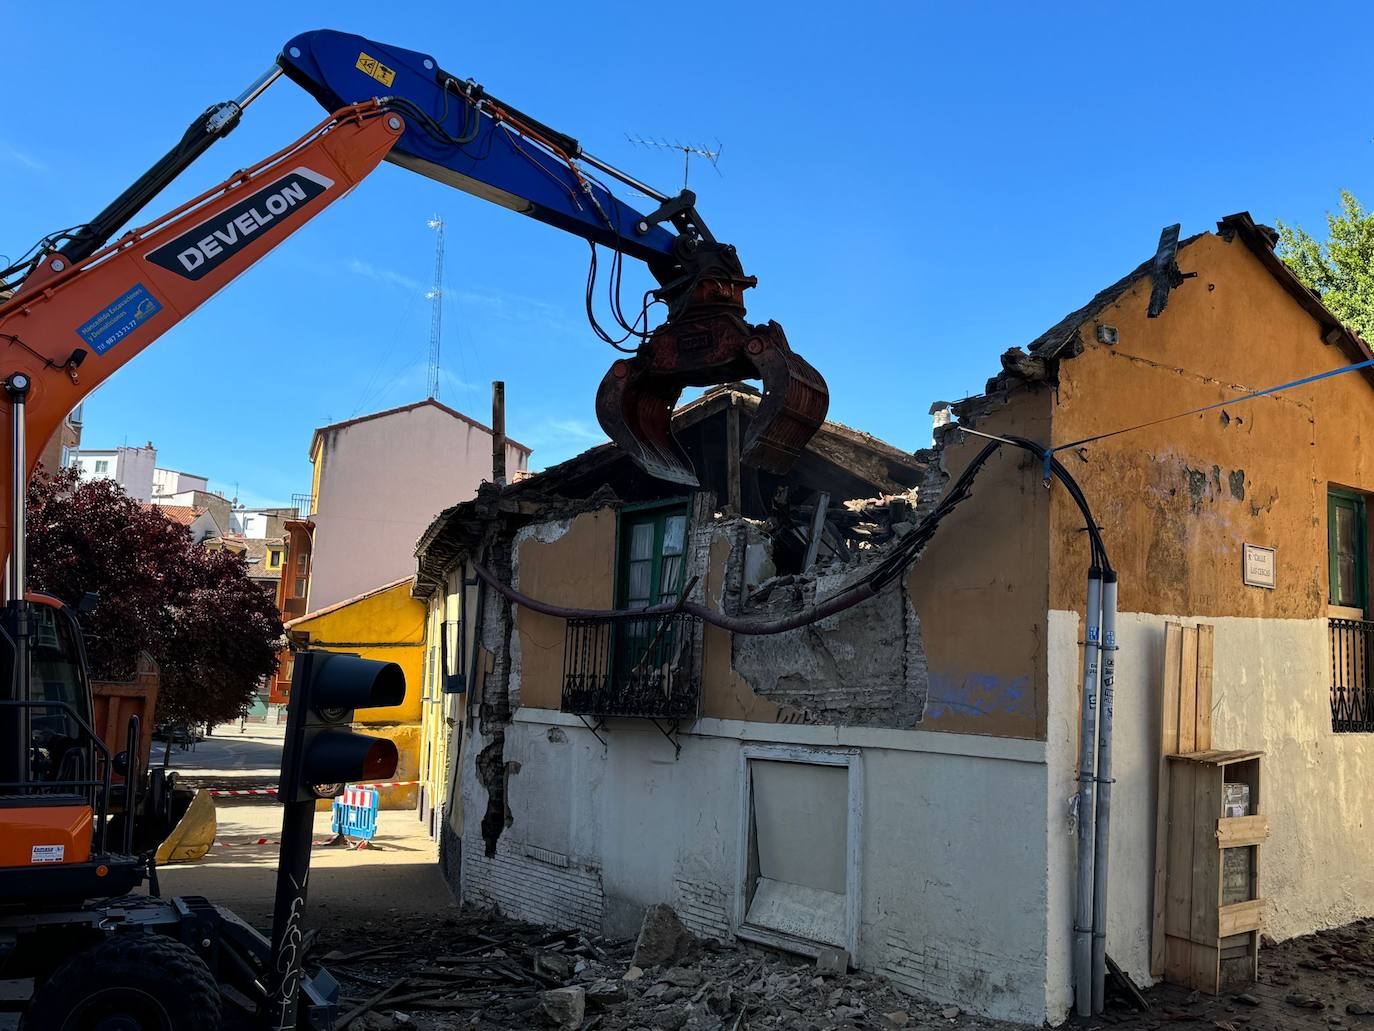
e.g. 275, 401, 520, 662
460, 837, 605, 934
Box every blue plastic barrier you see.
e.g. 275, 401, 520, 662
330, 786, 379, 842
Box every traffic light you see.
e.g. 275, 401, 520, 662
278, 650, 406, 803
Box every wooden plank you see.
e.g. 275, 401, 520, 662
1179, 626, 1199, 752
1190, 769, 1223, 945
725, 401, 742, 513
1164, 935, 1191, 986
1173, 749, 1264, 765
1214, 750, 1265, 766
1165, 762, 1195, 939
1162, 623, 1183, 756
1216, 815, 1269, 847
1190, 941, 1220, 995
1218, 898, 1266, 937
1196, 624, 1214, 750
1152, 623, 1185, 977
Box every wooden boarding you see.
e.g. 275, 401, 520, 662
1151, 622, 1215, 976
1158, 749, 1267, 992
1216, 815, 1269, 847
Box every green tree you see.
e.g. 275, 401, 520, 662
1277, 191, 1374, 340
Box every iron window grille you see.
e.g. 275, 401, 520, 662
561, 611, 701, 720
1330, 617, 1374, 732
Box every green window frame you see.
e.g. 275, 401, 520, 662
1329, 488, 1367, 611
614, 501, 691, 686
615, 500, 691, 610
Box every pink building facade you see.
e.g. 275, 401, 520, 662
306, 400, 530, 611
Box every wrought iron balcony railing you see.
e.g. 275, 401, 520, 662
290, 493, 315, 517
1330, 617, 1374, 732
561, 611, 701, 720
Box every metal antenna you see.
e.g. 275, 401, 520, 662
425, 216, 445, 400
625, 134, 724, 189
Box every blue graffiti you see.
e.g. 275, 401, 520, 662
924, 672, 1032, 720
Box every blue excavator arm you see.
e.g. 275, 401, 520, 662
11, 29, 828, 486
279, 30, 681, 273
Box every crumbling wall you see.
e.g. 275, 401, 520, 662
726, 553, 929, 729
475, 537, 516, 857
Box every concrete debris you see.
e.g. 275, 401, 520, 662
310, 905, 1025, 1031
631, 903, 699, 969
816, 947, 850, 975
538, 986, 586, 1027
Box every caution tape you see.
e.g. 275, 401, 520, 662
206, 780, 419, 798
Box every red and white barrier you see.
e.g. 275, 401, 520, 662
207, 780, 418, 798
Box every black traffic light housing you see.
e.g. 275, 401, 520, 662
278, 650, 406, 804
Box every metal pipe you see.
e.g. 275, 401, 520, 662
7, 374, 28, 603
124, 715, 141, 855
234, 64, 283, 110
6, 375, 30, 790
579, 151, 670, 202
471, 558, 878, 636
1073, 568, 1102, 1017
1090, 572, 1120, 1012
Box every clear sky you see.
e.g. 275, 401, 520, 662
5, 2, 1372, 507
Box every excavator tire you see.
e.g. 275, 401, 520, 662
23, 931, 221, 1031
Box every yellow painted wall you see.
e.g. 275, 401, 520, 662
288, 578, 426, 723
288, 578, 426, 810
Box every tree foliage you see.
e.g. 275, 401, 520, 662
25, 467, 282, 726
1277, 191, 1374, 340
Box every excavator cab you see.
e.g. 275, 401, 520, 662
0, 594, 146, 902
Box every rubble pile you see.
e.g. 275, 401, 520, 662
310, 905, 1007, 1031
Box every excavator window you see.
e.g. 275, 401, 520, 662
28, 604, 92, 787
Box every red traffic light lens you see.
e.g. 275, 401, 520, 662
363, 739, 399, 781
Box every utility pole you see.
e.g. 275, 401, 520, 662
425, 216, 445, 401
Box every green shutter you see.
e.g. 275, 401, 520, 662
1329, 489, 1367, 611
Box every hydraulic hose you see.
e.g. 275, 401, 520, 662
470, 429, 1109, 636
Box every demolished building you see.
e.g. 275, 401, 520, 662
411, 211, 1374, 1023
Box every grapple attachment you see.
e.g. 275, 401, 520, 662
595, 276, 829, 486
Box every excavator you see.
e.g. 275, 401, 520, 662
0, 28, 829, 1031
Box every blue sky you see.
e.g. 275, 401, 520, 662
5, 2, 1372, 507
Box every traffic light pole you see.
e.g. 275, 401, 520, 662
262, 648, 405, 1030
263, 796, 316, 1031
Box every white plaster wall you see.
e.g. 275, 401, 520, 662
115, 446, 156, 502
310, 406, 529, 609
459, 711, 1057, 1024
1046, 610, 1374, 1015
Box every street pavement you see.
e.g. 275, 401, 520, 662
153, 720, 288, 791
155, 719, 451, 927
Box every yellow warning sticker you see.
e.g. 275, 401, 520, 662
356, 52, 396, 88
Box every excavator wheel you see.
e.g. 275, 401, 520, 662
24, 931, 221, 1031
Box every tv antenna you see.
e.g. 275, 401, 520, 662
626, 135, 724, 189
425, 216, 445, 400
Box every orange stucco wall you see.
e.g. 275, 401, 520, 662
1047, 232, 1374, 622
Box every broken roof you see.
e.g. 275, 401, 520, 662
967, 210, 1374, 409
309, 398, 532, 459
412, 385, 927, 599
